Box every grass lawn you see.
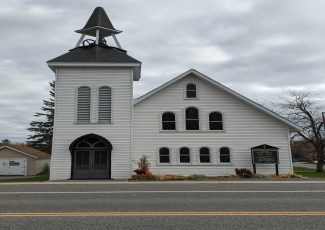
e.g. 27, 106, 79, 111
0, 172, 49, 183
293, 166, 325, 178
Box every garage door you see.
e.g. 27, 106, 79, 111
0, 158, 27, 176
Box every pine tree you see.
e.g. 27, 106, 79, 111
27, 81, 55, 154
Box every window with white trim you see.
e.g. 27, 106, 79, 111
186, 107, 199, 130
220, 147, 230, 163
179, 147, 190, 163
159, 147, 170, 163
77, 86, 91, 123
98, 86, 112, 123
209, 112, 223, 130
200, 147, 210, 163
186, 83, 197, 98
162, 112, 176, 130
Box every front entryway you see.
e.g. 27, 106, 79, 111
70, 134, 112, 179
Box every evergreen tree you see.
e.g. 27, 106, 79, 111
27, 81, 55, 154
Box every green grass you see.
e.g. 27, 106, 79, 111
293, 166, 325, 178
0, 172, 49, 183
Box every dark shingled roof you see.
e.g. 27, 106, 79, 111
47, 45, 141, 63
75, 7, 121, 37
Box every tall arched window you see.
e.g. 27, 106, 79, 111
162, 112, 176, 130
200, 147, 210, 163
98, 86, 112, 123
209, 112, 223, 130
186, 107, 199, 130
220, 147, 230, 163
159, 147, 170, 163
186, 84, 197, 98
77, 86, 91, 123
179, 147, 190, 163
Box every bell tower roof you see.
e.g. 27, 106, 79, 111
47, 7, 141, 81
75, 7, 122, 37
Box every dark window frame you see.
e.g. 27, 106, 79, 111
209, 112, 223, 130
161, 112, 176, 131
179, 147, 191, 163
185, 107, 200, 130
159, 147, 170, 164
219, 147, 231, 163
186, 83, 197, 99
199, 147, 211, 163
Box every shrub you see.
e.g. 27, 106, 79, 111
133, 155, 150, 175
235, 168, 253, 178
137, 155, 150, 172
187, 174, 207, 180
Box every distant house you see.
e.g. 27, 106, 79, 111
48, 7, 300, 180
0, 145, 50, 176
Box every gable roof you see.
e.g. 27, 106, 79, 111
134, 69, 301, 132
0, 145, 51, 159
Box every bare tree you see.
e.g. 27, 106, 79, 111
277, 89, 324, 172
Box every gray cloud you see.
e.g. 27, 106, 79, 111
1, 0, 325, 142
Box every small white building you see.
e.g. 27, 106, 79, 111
0, 145, 50, 176
48, 7, 299, 180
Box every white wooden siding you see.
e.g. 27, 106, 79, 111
50, 68, 133, 180
133, 73, 293, 176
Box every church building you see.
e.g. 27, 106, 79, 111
48, 7, 299, 180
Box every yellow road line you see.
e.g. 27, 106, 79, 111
1, 212, 325, 217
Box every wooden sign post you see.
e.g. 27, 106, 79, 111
251, 144, 279, 176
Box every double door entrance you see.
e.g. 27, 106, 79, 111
70, 134, 112, 179
73, 150, 111, 179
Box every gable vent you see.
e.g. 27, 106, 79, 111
77, 86, 91, 123
98, 86, 112, 123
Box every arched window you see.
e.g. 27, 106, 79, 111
162, 112, 176, 130
200, 147, 210, 163
186, 107, 199, 130
159, 147, 170, 163
186, 83, 197, 98
220, 147, 230, 163
179, 147, 190, 163
209, 112, 223, 130
77, 86, 91, 123
98, 86, 112, 123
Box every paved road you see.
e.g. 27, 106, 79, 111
0, 182, 325, 229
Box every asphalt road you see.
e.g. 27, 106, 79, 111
0, 181, 325, 229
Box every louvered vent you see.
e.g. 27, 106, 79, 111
77, 86, 91, 123
98, 86, 112, 123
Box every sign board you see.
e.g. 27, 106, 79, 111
251, 149, 279, 164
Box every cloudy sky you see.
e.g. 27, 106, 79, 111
1, 0, 325, 142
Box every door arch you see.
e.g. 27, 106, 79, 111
69, 134, 112, 179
